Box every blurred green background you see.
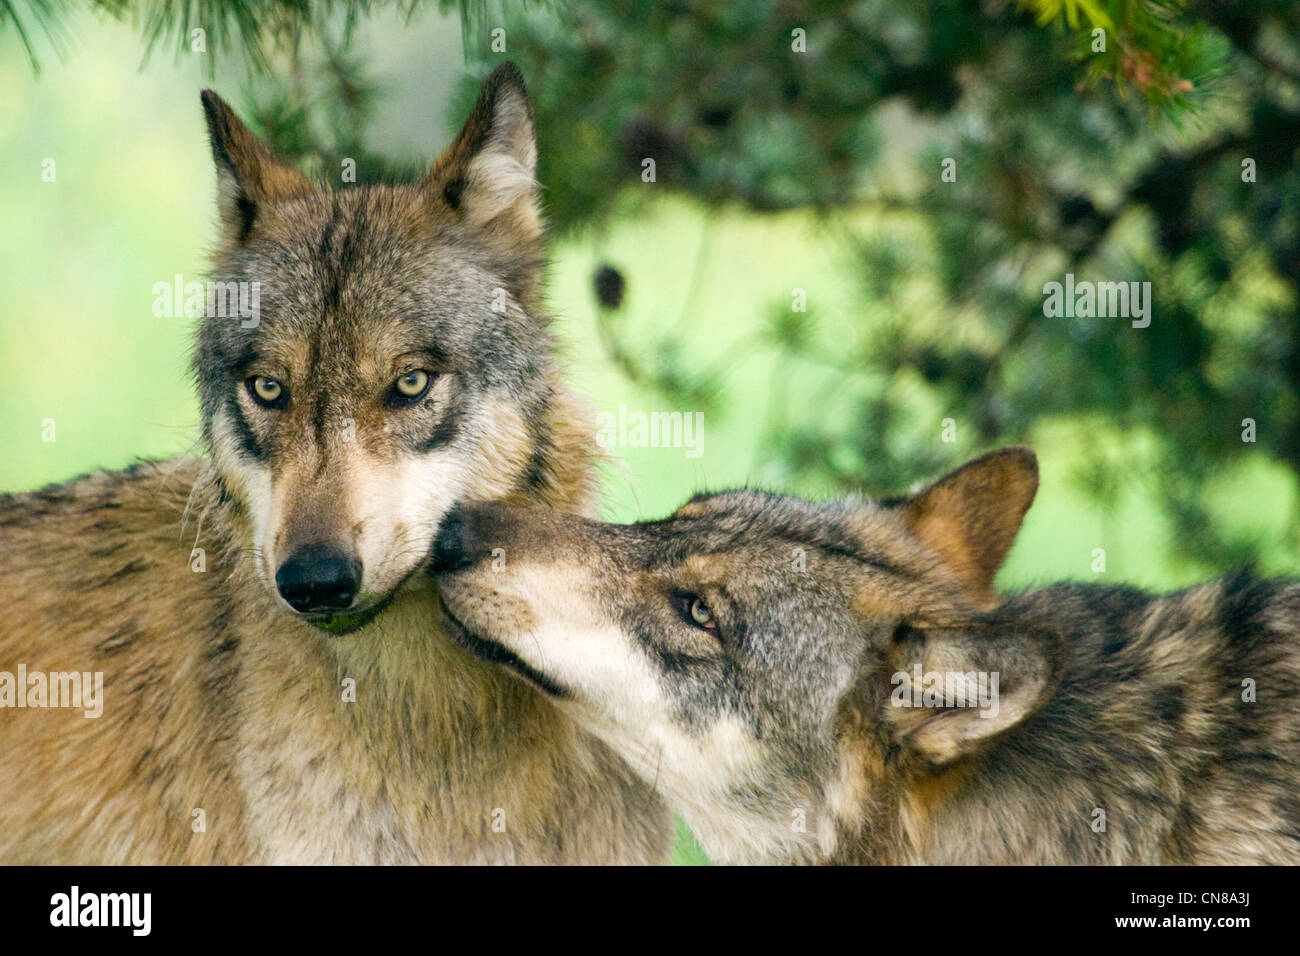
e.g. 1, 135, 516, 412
2, 1, 1299, 864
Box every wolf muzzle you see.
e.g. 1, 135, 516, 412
430, 505, 480, 574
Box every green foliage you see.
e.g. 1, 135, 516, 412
4, 0, 1297, 573
1, 0, 72, 69
1020, 0, 1229, 115
498, 0, 1300, 572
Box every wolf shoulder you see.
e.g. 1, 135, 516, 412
0, 457, 248, 864
0, 457, 215, 604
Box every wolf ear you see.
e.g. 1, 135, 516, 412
893, 447, 1038, 603
425, 62, 540, 243
200, 91, 312, 242
883, 616, 1063, 766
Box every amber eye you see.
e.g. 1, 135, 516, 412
389, 369, 433, 405
690, 598, 715, 628
674, 592, 717, 632
247, 376, 285, 408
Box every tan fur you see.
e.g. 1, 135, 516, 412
0, 64, 670, 864
0, 448, 665, 863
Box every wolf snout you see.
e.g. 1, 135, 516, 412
430, 506, 473, 573
430, 503, 509, 574
275, 544, 362, 613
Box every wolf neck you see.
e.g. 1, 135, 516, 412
811, 711, 1102, 864
741, 707, 1092, 865
676, 785, 829, 866
803, 751, 1008, 865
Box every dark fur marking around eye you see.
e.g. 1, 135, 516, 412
418, 403, 462, 452
622, 614, 720, 671
654, 647, 717, 674
225, 393, 266, 462
228, 344, 259, 376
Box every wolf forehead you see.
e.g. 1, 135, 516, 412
666, 490, 907, 563
198, 187, 547, 382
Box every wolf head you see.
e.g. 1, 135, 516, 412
431, 448, 1064, 862
194, 64, 576, 634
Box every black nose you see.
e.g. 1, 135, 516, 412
430, 506, 470, 574
275, 545, 361, 613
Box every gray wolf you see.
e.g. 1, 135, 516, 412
0, 63, 670, 864
431, 447, 1300, 864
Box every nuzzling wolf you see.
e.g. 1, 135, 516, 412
431, 447, 1300, 865
0, 63, 670, 864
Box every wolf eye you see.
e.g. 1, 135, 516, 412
388, 369, 433, 406
673, 592, 717, 632
247, 376, 285, 408
690, 598, 715, 628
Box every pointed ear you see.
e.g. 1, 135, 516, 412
199, 90, 312, 242
883, 616, 1063, 766
425, 62, 540, 243
894, 447, 1038, 603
